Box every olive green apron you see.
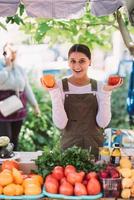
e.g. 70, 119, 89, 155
61, 78, 104, 158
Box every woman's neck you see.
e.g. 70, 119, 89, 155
68, 76, 90, 86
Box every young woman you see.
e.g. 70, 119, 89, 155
41, 44, 123, 158
0, 43, 40, 150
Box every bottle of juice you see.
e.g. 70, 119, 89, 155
110, 143, 121, 165
99, 147, 110, 163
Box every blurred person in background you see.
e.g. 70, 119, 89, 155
0, 43, 40, 150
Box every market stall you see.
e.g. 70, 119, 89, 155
0, 131, 134, 199
0, 1, 134, 200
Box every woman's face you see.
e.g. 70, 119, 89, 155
68, 52, 91, 79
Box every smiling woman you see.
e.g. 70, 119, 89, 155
41, 43, 123, 158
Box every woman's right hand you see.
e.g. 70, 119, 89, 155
40, 75, 57, 91
41, 82, 58, 91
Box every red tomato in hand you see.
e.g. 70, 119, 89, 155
64, 165, 76, 177
59, 181, 74, 196
74, 183, 87, 196
108, 75, 121, 86
52, 166, 64, 180
1, 160, 19, 171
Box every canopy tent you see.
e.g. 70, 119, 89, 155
0, 0, 124, 19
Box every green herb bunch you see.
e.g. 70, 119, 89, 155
34, 146, 106, 177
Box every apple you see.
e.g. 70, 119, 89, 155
109, 169, 120, 178
99, 170, 109, 179
106, 164, 115, 171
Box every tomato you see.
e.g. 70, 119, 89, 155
67, 171, 85, 185
86, 172, 97, 180
45, 175, 59, 187
87, 178, 101, 195
45, 174, 54, 182
108, 75, 122, 86
45, 179, 59, 194
64, 165, 76, 177
83, 179, 88, 186
52, 166, 64, 180
74, 183, 87, 196
59, 181, 74, 196
60, 177, 67, 185
44, 176, 59, 194
1, 160, 19, 171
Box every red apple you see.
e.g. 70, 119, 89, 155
99, 170, 109, 179
109, 169, 120, 178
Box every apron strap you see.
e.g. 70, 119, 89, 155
90, 79, 97, 91
62, 78, 69, 92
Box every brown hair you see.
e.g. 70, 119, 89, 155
68, 44, 91, 60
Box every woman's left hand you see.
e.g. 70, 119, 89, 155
103, 77, 123, 92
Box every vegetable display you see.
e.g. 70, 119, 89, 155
34, 146, 106, 178
44, 167, 102, 196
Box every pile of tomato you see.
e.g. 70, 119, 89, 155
44, 165, 102, 196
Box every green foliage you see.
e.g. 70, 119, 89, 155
110, 75, 133, 129
18, 86, 60, 151
20, 10, 116, 49
6, 4, 25, 25
35, 146, 106, 177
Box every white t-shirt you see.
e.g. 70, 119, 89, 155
49, 79, 112, 130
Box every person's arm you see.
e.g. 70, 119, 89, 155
19, 67, 40, 114
96, 82, 112, 128
0, 68, 9, 86
49, 87, 68, 129
24, 81, 40, 113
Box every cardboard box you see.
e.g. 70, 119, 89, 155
15, 151, 42, 174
